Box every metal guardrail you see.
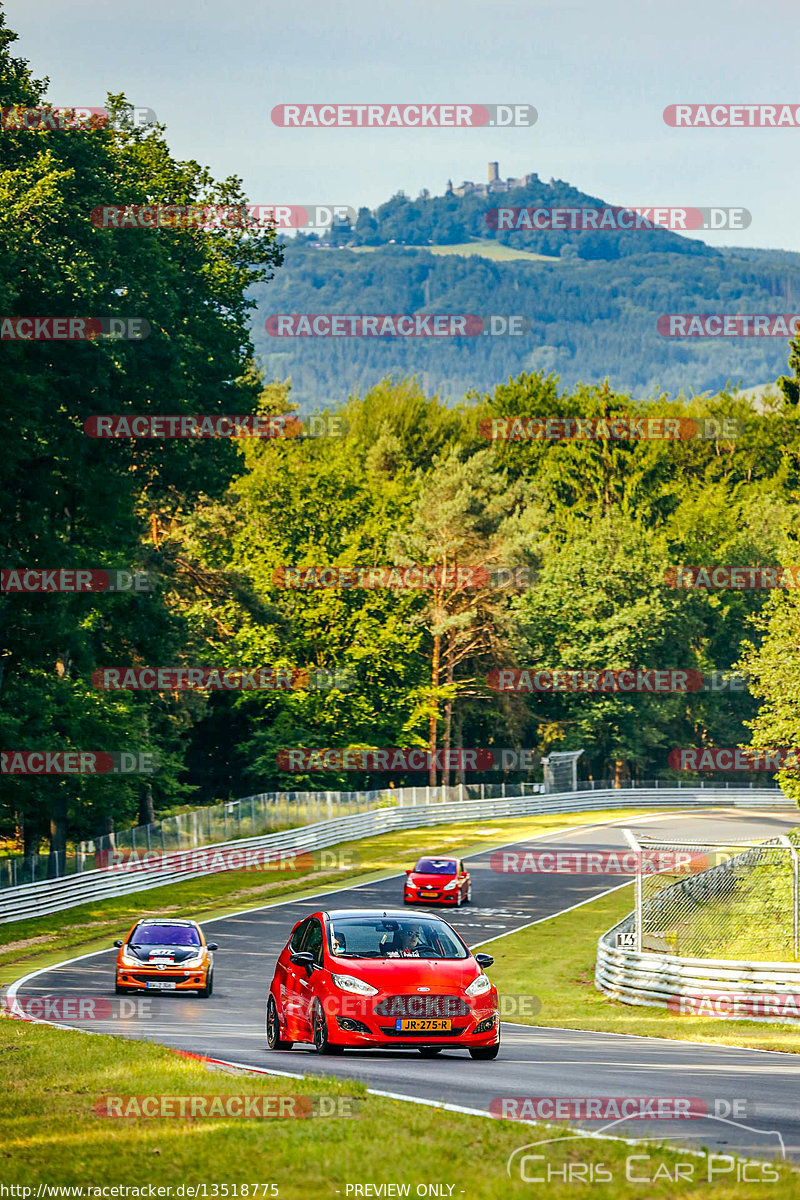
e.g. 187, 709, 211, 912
0, 785, 789, 925
595, 831, 800, 1025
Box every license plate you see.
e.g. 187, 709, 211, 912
422, 890, 437, 896
145, 981, 177, 990
396, 1018, 451, 1031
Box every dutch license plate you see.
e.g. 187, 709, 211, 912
396, 1018, 451, 1031
146, 981, 177, 990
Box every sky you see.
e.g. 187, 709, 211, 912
4, 0, 798, 252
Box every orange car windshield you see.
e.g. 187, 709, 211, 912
132, 924, 201, 946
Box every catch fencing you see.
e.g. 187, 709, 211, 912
0, 784, 788, 925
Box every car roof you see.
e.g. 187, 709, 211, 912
135, 918, 199, 926
414, 855, 457, 862
323, 908, 451, 920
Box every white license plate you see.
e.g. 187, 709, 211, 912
145, 981, 177, 990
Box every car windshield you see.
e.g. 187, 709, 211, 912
414, 858, 457, 874
131, 924, 201, 947
328, 916, 469, 960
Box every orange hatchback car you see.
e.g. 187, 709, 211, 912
114, 918, 218, 997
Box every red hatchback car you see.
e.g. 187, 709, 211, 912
404, 856, 471, 906
266, 909, 499, 1058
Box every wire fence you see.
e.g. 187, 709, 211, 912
630, 831, 800, 961
0, 775, 783, 890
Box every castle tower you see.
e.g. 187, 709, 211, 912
488, 161, 500, 183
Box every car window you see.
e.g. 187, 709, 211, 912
301, 917, 324, 964
415, 858, 457, 874
327, 916, 469, 960
131, 923, 201, 946
459, 861, 466, 874
289, 919, 309, 951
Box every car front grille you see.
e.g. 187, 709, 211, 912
374, 994, 470, 1018
378, 1026, 468, 1037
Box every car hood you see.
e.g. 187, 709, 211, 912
128, 944, 203, 963
329, 957, 479, 989
409, 873, 456, 884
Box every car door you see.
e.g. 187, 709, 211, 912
293, 917, 325, 1039
459, 859, 470, 900
282, 918, 310, 1037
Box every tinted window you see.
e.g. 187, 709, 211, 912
302, 918, 324, 964
289, 919, 309, 951
415, 858, 457, 875
327, 916, 468, 960
131, 924, 201, 947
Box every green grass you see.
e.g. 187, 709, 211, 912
0, 808, 653, 980
348, 240, 562, 263
1, 1017, 793, 1195
484, 884, 800, 1052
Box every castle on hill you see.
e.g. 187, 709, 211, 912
446, 162, 541, 197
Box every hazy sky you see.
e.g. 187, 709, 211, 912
5, 0, 798, 250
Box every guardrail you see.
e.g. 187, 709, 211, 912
0, 785, 790, 925
595, 828, 800, 1025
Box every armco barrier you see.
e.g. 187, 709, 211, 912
596, 924, 800, 1025
0, 786, 789, 925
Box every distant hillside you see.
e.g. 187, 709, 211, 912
250, 172, 800, 408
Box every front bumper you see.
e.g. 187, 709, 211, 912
326, 993, 498, 1048
404, 889, 459, 904
116, 965, 208, 991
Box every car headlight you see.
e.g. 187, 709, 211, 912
443, 880, 459, 890
405, 879, 417, 887
331, 974, 379, 996
183, 952, 206, 967
120, 948, 141, 967
465, 974, 492, 997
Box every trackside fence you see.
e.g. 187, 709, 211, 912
0, 785, 789, 925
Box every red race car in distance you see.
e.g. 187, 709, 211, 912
404, 855, 471, 906
266, 909, 499, 1058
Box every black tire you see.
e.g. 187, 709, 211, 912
198, 969, 213, 998
115, 982, 125, 995
469, 1043, 500, 1060
464, 883, 471, 904
312, 1000, 344, 1055
418, 1047, 443, 1057
266, 995, 293, 1050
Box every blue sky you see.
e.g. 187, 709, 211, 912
5, 0, 798, 250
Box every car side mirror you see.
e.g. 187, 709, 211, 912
475, 953, 494, 968
290, 950, 314, 970
405, 868, 413, 875
113, 940, 123, 948
206, 943, 219, 952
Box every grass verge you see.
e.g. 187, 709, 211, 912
0, 807, 653, 980
485, 884, 800, 1052
0, 1017, 792, 1195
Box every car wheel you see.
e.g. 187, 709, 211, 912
114, 982, 125, 995
469, 1043, 500, 1060
266, 995, 293, 1051
198, 969, 213, 998
465, 883, 471, 903
312, 1000, 344, 1055
418, 1047, 443, 1057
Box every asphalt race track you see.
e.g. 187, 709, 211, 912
12, 807, 800, 1166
